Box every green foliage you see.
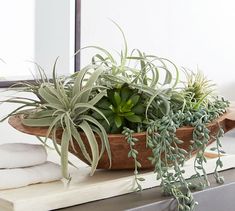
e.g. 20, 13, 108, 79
0, 23, 231, 211
93, 84, 145, 133
1, 63, 112, 179
144, 98, 229, 211
122, 127, 145, 191
182, 70, 215, 110
212, 127, 226, 184
146, 113, 197, 211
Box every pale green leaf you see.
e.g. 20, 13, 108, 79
60, 127, 70, 179
70, 123, 92, 164
22, 117, 55, 127
81, 115, 112, 168
78, 121, 99, 176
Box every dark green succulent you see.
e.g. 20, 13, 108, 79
92, 84, 145, 133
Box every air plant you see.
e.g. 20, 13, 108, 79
1, 62, 112, 179
183, 69, 215, 110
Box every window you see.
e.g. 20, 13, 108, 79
0, 0, 81, 87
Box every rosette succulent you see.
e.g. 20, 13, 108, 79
92, 84, 145, 133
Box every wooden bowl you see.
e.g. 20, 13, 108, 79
8, 110, 235, 170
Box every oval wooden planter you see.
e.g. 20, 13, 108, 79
8, 110, 235, 170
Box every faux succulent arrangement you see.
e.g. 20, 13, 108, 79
0, 25, 231, 211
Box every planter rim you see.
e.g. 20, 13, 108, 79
7, 109, 235, 138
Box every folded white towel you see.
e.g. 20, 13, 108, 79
0, 161, 62, 190
0, 143, 47, 168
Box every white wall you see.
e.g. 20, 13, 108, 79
81, 0, 235, 100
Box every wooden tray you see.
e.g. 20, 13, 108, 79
7, 109, 235, 170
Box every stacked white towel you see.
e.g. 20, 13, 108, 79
0, 143, 47, 168
0, 143, 62, 190
0, 162, 62, 189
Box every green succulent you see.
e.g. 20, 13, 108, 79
93, 84, 145, 133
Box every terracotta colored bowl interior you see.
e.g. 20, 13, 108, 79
8, 111, 235, 170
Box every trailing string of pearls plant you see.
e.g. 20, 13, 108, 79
123, 97, 229, 211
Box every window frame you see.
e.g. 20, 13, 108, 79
75, 0, 81, 72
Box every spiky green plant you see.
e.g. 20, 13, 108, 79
183, 69, 215, 110
1, 62, 112, 179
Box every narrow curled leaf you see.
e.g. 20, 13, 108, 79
22, 117, 55, 127
60, 127, 70, 179
78, 121, 100, 176
70, 123, 92, 164
80, 114, 111, 167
